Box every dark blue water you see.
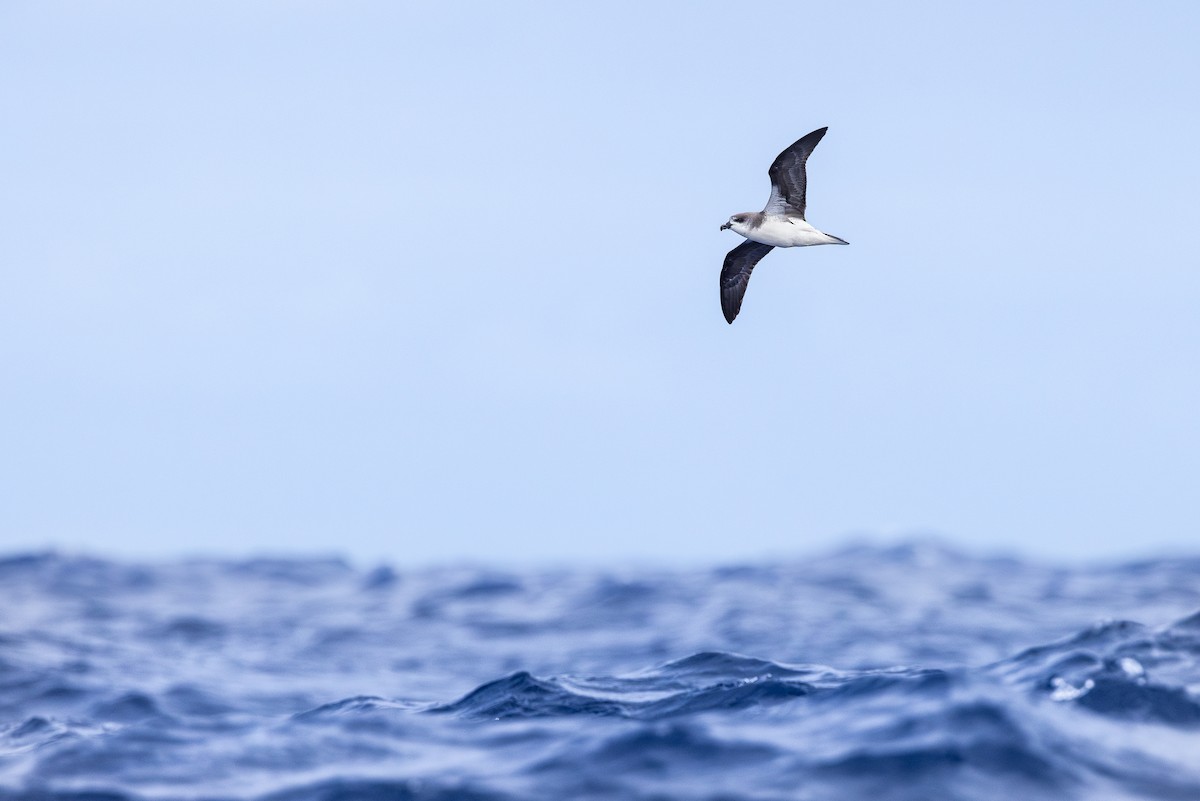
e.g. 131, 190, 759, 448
2, 542, 1199, 800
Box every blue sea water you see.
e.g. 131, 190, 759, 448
2, 542, 1199, 801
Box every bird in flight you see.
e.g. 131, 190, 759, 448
719, 127, 847, 324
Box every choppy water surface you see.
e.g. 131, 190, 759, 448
2, 542, 1200, 800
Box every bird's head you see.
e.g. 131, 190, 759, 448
720, 214, 751, 235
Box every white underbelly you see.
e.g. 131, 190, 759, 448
747, 217, 836, 248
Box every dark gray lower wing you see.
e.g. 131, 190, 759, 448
720, 240, 775, 324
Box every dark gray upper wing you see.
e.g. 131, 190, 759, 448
764, 127, 828, 218
720, 240, 775, 324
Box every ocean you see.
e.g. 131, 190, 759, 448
1, 541, 1198, 800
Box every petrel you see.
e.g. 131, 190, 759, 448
719, 127, 848, 324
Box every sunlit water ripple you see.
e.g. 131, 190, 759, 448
2, 542, 1199, 800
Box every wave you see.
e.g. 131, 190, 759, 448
258, 778, 516, 801
2, 546, 1200, 800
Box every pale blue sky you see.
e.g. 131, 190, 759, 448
3, 1, 1199, 564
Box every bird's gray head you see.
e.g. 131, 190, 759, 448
720, 214, 752, 235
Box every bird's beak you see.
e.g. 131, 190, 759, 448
719, 222, 730, 231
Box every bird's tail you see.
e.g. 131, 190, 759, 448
825, 233, 849, 245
